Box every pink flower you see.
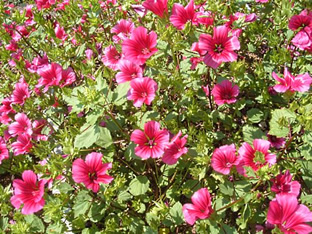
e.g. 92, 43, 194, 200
202, 85, 210, 96
127, 77, 158, 107
37, 63, 63, 92
111, 19, 134, 40
238, 139, 276, 174
142, 0, 168, 18
267, 134, 285, 149
289, 15, 312, 31
85, 49, 93, 60
170, 0, 198, 30
292, 27, 312, 50
197, 10, 214, 27
5, 40, 18, 52
211, 144, 240, 175
162, 131, 188, 165
130, 121, 169, 159
72, 152, 113, 193
211, 80, 239, 106
10, 170, 46, 215
0, 137, 9, 164
267, 194, 312, 233
182, 188, 213, 225
54, 23, 67, 40
272, 68, 312, 93
26, 54, 49, 73
271, 170, 301, 197
59, 67, 76, 88
35, 0, 55, 10
198, 25, 240, 69
101, 45, 122, 70
122, 26, 158, 65
8, 113, 32, 137
12, 80, 30, 105
115, 60, 143, 84
11, 134, 33, 155
0, 97, 15, 115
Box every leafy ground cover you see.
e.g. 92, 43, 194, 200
0, 0, 312, 233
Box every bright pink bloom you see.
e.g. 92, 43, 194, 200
292, 27, 312, 50
272, 68, 312, 93
271, 170, 301, 197
132, 4, 147, 18
72, 152, 113, 193
197, 10, 214, 27
11, 134, 33, 155
116, 60, 143, 84
85, 49, 93, 60
12, 80, 30, 105
26, 54, 49, 73
130, 121, 169, 159
289, 15, 312, 31
54, 23, 67, 40
32, 119, 50, 141
127, 77, 158, 107
102, 45, 122, 70
0, 137, 9, 164
0, 97, 15, 114
162, 131, 188, 165
267, 194, 312, 234
10, 170, 46, 215
5, 40, 18, 51
238, 139, 276, 174
267, 134, 285, 149
182, 188, 213, 225
202, 85, 210, 96
211, 80, 239, 106
170, 0, 198, 30
191, 42, 206, 56
35, 0, 55, 10
8, 113, 32, 137
198, 25, 240, 69
59, 67, 76, 87
0, 114, 12, 125
122, 26, 158, 65
37, 63, 63, 92
211, 144, 240, 175
142, 0, 168, 18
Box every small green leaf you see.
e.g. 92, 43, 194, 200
247, 108, 264, 123
24, 215, 45, 233
169, 202, 183, 225
129, 176, 150, 196
269, 109, 296, 137
95, 127, 113, 148
243, 125, 266, 144
112, 82, 130, 106
74, 125, 100, 149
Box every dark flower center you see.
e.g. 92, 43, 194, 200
254, 151, 266, 165
146, 139, 157, 148
142, 48, 150, 55
214, 44, 224, 53
89, 172, 97, 181
141, 92, 147, 98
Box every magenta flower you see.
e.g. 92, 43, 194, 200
130, 121, 169, 159
32, 119, 50, 141
37, 63, 63, 92
101, 45, 122, 71
8, 113, 32, 137
54, 23, 67, 40
162, 131, 188, 165
115, 60, 143, 84
111, 19, 134, 40
11, 134, 33, 155
182, 188, 213, 225
238, 139, 276, 174
12, 80, 30, 105
26, 54, 49, 73
35, 0, 55, 10
292, 27, 312, 50
60, 67, 76, 88
10, 170, 46, 215
211, 144, 240, 175
142, 0, 168, 18
267, 194, 312, 233
198, 25, 240, 69
72, 152, 113, 193
0, 97, 15, 115
211, 80, 239, 106
0, 137, 9, 164
271, 170, 301, 197
122, 26, 158, 65
127, 77, 158, 108
267, 134, 285, 149
289, 15, 312, 31
170, 0, 198, 30
272, 68, 312, 93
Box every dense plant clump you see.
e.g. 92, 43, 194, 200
0, 0, 312, 233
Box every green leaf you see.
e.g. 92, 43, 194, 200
243, 125, 266, 144
269, 109, 296, 137
219, 181, 234, 196
169, 202, 183, 225
46, 222, 65, 233
24, 215, 45, 233
118, 190, 132, 201
247, 108, 264, 123
95, 127, 113, 148
129, 176, 150, 196
74, 125, 100, 149
112, 82, 130, 106
55, 182, 74, 193
73, 191, 92, 218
